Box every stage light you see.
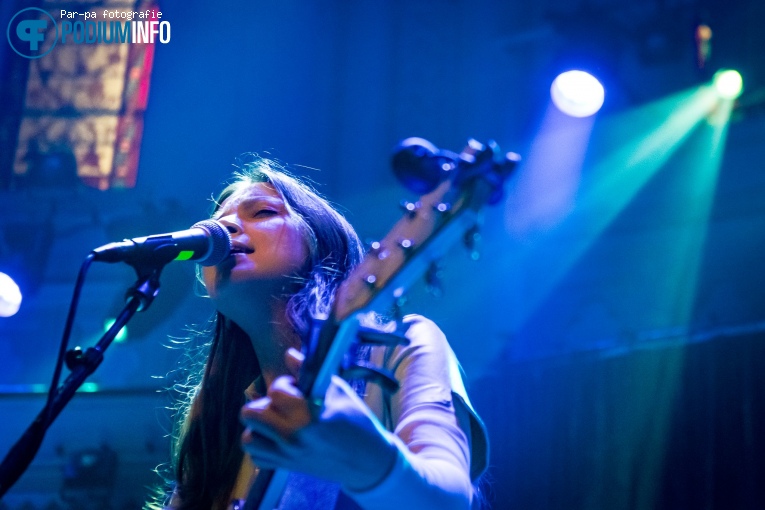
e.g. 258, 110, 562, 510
104, 318, 128, 343
551, 70, 605, 117
695, 24, 712, 69
0, 272, 22, 317
713, 69, 743, 100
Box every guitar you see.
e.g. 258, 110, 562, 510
244, 137, 520, 509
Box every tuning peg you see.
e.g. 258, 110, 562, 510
425, 260, 444, 297
463, 224, 481, 261
342, 362, 400, 394
366, 240, 382, 253
397, 238, 415, 255
505, 151, 522, 164
486, 147, 521, 205
363, 274, 378, 289
392, 293, 408, 319
433, 202, 452, 214
400, 200, 421, 218
356, 327, 410, 347
365, 240, 391, 261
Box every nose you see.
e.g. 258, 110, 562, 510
217, 214, 242, 235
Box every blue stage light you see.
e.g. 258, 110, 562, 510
0, 272, 22, 317
551, 70, 605, 117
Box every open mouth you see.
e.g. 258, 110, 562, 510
229, 243, 254, 255
216, 243, 254, 268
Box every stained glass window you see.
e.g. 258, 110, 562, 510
12, 0, 158, 190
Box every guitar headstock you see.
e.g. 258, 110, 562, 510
332, 137, 520, 321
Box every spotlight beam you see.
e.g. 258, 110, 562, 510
444, 85, 724, 370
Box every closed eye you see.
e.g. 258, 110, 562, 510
254, 209, 278, 218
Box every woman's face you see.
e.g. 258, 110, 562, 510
202, 181, 310, 305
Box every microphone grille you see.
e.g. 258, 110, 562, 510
192, 219, 232, 266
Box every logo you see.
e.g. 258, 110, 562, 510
6, 7, 58, 59
7, 8, 170, 59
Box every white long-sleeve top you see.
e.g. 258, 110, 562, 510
233, 315, 488, 510
344, 315, 488, 510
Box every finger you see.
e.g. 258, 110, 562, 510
267, 376, 312, 431
267, 375, 305, 414
270, 376, 311, 420
285, 347, 304, 378
240, 398, 284, 442
268, 375, 304, 399
242, 395, 306, 439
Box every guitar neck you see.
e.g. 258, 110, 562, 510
243, 468, 289, 510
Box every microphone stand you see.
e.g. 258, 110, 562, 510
0, 264, 163, 499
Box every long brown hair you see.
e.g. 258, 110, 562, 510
153, 158, 364, 510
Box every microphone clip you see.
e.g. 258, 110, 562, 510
126, 268, 162, 312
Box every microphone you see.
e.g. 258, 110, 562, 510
92, 220, 232, 267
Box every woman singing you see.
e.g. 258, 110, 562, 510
152, 157, 487, 510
